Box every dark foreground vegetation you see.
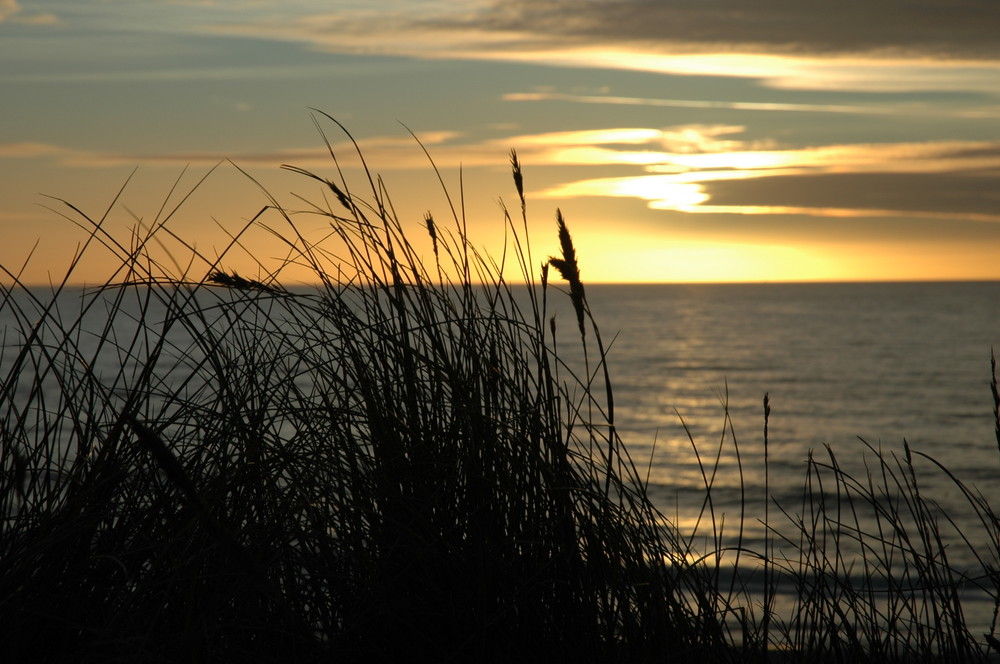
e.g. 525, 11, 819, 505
3, 114, 1000, 662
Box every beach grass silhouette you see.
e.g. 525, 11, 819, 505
2, 113, 1000, 662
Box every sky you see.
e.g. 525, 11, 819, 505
3, 0, 1000, 285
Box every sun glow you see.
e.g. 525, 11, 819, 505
575, 235, 839, 284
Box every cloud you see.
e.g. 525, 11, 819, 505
526, 129, 1000, 221
0, 0, 58, 25
204, 2, 1000, 94
209, 6, 521, 59
0, 131, 471, 169
433, 0, 1000, 60
503, 91, 894, 116
0, 142, 65, 158
8, 127, 1000, 223
12, 12, 59, 25
0, 0, 20, 22
207, 1, 1000, 61
697, 172, 1000, 220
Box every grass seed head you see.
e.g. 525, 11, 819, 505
510, 148, 524, 204
548, 210, 586, 337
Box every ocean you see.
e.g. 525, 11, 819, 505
576, 282, 1000, 483
558, 281, 1000, 634
574, 283, 1000, 506
551, 283, 1000, 605
5, 280, 1000, 631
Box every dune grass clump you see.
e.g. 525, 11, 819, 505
0, 115, 725, 662
685, 392, 1000, 663
772, 438, 997, 661
5, 113, 1000, 663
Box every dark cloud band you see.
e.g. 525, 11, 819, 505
427, 0, 1000, 59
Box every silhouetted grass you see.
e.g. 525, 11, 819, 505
0, 115, 724, 663
2, 114, 1000, 662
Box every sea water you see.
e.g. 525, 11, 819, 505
5, 281, 1000, 633
573, 283, 1000, 524
569, 282, 1000, 633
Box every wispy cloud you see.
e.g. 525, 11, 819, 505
6, 3, 998, 93
503, 91, 894, 116
0, 142, 65, 158
695, 171, 1000, 221
431, 0, 1000, 60
0, 131, 469, 169
13, 12, 58, 25
203, 1, 1000, 93
0, 0, 19, 22
0, 0, 58, 25
522, 128, 1000, 221
8, 124, 1000, 223
0, 63, 354, 84
206, 4, 503, 57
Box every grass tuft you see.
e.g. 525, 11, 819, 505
0, 116, 721, 662
2, 116, 1000, 662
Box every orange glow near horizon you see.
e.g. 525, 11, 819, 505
6, 113, 1000, 287
5, 158, 1000, 287
5, 3, 1000, 286
565, 238, 839, 284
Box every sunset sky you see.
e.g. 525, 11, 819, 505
3, 0, 1000, 284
